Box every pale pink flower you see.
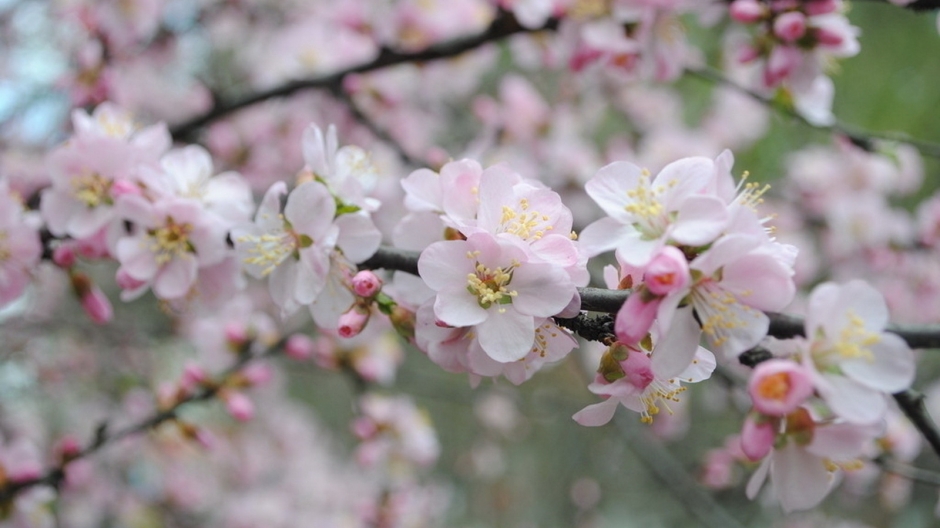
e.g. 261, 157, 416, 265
302, 123, 380, 213
746, 408, 881, 512
0, 181, 42, 308
579, 157, 728, 266
145, 145, 254, 227
573, 341, 716, 426
418, 231, 576, 363
232, 181, 338, 315
801, 280, 915, 424
115, 195, 228, 301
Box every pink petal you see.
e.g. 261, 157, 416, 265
418, 240, 474, 291
154, 257, 198, 299
670, 194, 728, 246
585, 161, 643, 221
434, 287, 488, 327
771, 443, 832, 513
578, 217, 637, 257
841, 332, 914, 393
285, 181, 336, 240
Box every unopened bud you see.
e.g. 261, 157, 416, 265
53, 244, 77, 268
338, 307, 370, 338
729, 0, 766, 23
773, 11, 807, 42
740, 414, 775, 461
285, 334, 315, 360
224, 391, 254, 422
351, 270, 383, 297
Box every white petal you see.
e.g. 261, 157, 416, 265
573, 399, 619, 427
476, 309, 535, 363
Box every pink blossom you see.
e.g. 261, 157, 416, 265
579, 157, 727, 266
418, 231, 576, 362
285, 334, 316, 360
232, 181, 339, 315
801, 280, 915, 424
0, 181, 42, 308
224, 391, 255, 422
644, 245, 690, 296
115, 195, 229, 301
748, 359, 814, 417
573, 341, 715, 426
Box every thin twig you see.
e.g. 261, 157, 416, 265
326, 83, 425, 167
686, 66, 940, 160
169, 12, 559, 140
0, 340, 284, 504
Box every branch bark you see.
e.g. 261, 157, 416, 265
169, 12, 559, 140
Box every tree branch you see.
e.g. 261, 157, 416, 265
0, 340, 284, 505
169, 12, 559, 141
685, 66, 940, 160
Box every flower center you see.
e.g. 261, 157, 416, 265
236, 216, 313, 277
499, 198, 553, 241
465, 251, 517, 310
71, 172, 113, 208
817, 311, 880, 363
148, 217, 195, 265
623, 169, 675, 239
639, 378, 687, 424
755, 372, 791, 401
691, 280, 756, 348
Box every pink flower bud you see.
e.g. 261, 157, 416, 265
763, 45, 802, 87
814, 26, 845, 47
619, 348, 655, 390
729, 0, 766, 23
109, 178, 141, 199
804, 0, 838, 16
224, 322, 249, 348
351, 270, 383, 297
736, 44, 762, 63
53, 244, 77, 268
740, 414, 775, 461
181, 362, 207, 391
338, 307, 370, 338
56, 435, 82, 459
241, 363, 273, 386
80, 285, 113, 324
614, 291, 661, 346
644, 246, 690, 296
224, 391, 254, 422
773, 11, 807, 42
285, 334, 315, 360
748, 359, 814, 417
116, 268, 146, 291
351, 417, 378, 439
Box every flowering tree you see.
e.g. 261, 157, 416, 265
2, 0, 940, 526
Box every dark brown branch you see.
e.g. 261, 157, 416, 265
685, 66, 940, 160
169, 12, 559, 140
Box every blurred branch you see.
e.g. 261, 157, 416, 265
170, 11, 559, 141
326, 82, 426, 167
0, 340, 284, 505
876, 456, 940, 486
685, 66, 940, 160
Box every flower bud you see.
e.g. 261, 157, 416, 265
773, 11, 807, 42
338, 307, 370, 338
285, 334, 315, 360
80, 285, 113, 324
351, 270, 383, 297
644, 246, 690, 296
740, 414, 775, 461
729, 0, 766, 23
53, 244, 77, 268
748, 359, 814, 417
804, 0, 838, 16
180, 362, 208, 392
224, 391, 254, 422
614, 290, 661, 346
